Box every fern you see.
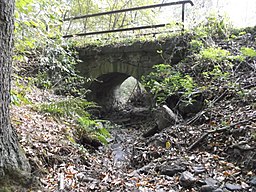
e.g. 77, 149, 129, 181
77, 117, 111, 145
37, 98, 97, 118
37, 98, 111, 145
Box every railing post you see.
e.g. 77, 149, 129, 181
63, 1, 194, 38
182, 3, 185, 31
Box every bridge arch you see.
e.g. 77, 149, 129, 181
89, 72, 131, 106
76, 37, 188, 106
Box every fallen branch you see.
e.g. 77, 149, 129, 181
136, 162, 155, 174
187, 132, 208, 151
186, 90, 228, 125
186, 110, 206, 125
232, 144, 256, 151
188, 118, 255, 151
162, 105, 181, 123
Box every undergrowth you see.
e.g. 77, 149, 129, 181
37, 98, 112, 145
142, 15, 256, 115
141, 64, 196, 104
14, 0, 88, 98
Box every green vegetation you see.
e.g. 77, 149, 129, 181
11, 75, 32, 106
199, 47, 230, 62
8, 0, 256, 190
15, 0, 65, 52
37, 98, 111, 145
33, 41, 86, 96
13, 0, 105, 147
14, 0, 86, 97
240, 47, 256, 57
77, 117, 111, 145
142, 64, 196, 104
193, 14, 231, 39
252, 129, 256, 141
37, 98, 95, 118
11, 89, 31, 106
66, 0, 159, 39
142, 15, 256, 109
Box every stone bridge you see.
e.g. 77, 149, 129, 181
76, 36, 188, 105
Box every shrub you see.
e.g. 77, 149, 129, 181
142, 64, 196, 104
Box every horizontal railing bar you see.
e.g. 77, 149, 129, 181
63, 23, 171, 38
63, 0, 194, 21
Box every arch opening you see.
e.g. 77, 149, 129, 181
88, 72, 148, 109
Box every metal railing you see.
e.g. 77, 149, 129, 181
63, 0, 194, 38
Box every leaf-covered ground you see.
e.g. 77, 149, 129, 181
11, 29, 256, 191
11, 86, 255, 191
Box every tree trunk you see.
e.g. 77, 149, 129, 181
0, 0, 31, 186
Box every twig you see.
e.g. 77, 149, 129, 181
188, 118, 255, 151
187, 132, 208, 151
186, 90, 228, 125
186, 110, 206, 125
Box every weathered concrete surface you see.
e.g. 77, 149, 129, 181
76, 36, 189, 106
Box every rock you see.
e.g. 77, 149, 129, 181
193, 164, 205, 174
225, 183, 242, 191
250, 176, 256, 186
240, 181, 249, 189
154, 105, 180, 130
200, 185, 215, 192
78, 135, 103, 149
178, 100, 203, 117
179, 171, 196, 188
205, 177, 219, 188
160, 164, 186, 176
142, 124, 159, 137
76, 173, 97, 182
213, 189, 223, 192
166, 94, 180, 110
178, 92, 204, 117
146, 133, 167, 147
